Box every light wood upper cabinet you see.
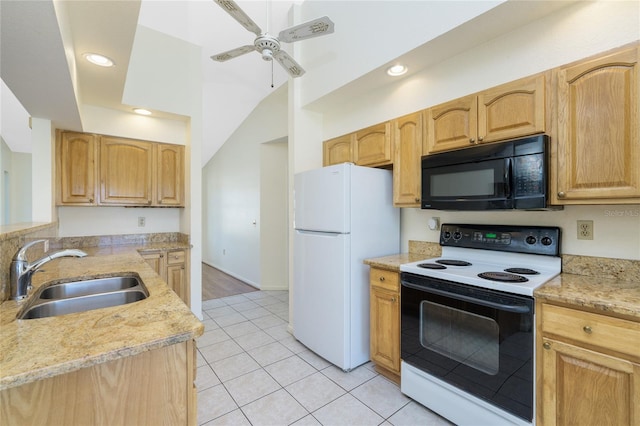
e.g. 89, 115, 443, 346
323, 134, 353, 166
157, 143, 185, 206
537, 302, 640, 425
425, 95, 478, 154
353, 122, 393, 167
425, 74, 546, 154
392, 112, 423, 207
56, 131, 185, 207
553, 44, 640, 204
478, 73, 546, 143
56, 131, 97, 205
100, 137, 154, 205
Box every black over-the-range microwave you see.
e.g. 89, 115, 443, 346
421, 134, 556, 210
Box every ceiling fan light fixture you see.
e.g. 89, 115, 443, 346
84, 53, 115, 67
387, 64, 407, 76
133, 108, 152, 116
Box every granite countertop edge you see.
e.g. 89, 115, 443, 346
364, 253, 640, 321
0, 245, 203, 391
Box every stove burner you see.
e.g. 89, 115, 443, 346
436, 259, 472, 267
478, 272, 529, 283
417, 263, 447, 270
504, 268, 540, 275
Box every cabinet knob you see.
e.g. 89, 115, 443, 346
89, 198, 94, 203
469, 138, 476, 144
557, 191, 566, 198
583, 325, 593, 334
415, 197, 420, 203
148, 200, 152, 205
478, 136, 484, 142
379, 276, 385, 282
391, 297, 396, 303
543, 342, 551, 350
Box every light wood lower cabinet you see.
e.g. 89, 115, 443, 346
537, 302, 640, 425
0, 340, 197, 426
369, 267, 400, 383
142, 249, 190, 305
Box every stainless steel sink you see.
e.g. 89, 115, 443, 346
18, 274, 149, 320
39, 276, 140, 299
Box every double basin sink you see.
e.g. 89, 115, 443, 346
18, 275, 149, 320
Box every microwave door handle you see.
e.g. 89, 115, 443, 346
402, 281, 531, 314
504, 158, 512, 197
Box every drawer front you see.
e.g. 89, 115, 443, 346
167, 250, 186, 265
541, 303, 640, 359
370, 268, 399, 292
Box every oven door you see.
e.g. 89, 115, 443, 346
401, 272, 534, 422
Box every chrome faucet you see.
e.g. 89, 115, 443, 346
10, 239, 87, 300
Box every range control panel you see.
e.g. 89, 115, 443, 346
440, 223, 561, 256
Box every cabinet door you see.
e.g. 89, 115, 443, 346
156, 144, 184, 206
323, 135, 353, 166
555, 45, 640, 203
392, 112, 423, 207
425, 95, 478, 153
353, 122, 393, 167
370, 286, 400, 374
56, 132, 97, 205
167, 263, 186, 303
478, 73, 546, 143
141, 251, 166, 281
100, 137, 154, 205
540, 337, 640, 426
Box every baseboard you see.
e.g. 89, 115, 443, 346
202, 261, 260, 289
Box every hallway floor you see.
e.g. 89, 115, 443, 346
196, 291, 452, 426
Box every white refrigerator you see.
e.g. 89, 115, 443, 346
293, 163, 400, 371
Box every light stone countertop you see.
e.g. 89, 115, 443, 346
364, 253, 640, 321
0, 246, 203, 391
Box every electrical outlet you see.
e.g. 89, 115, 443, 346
138, 217, 146, 227
577, 220, 593, 240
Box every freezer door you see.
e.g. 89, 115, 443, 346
294, 164, 350, 233
293, 230, 351, 369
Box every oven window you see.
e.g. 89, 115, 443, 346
430, 169, 494, 197
420, 301, 499, 375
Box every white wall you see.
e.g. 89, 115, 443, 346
260, 139, 289, 290
290, 0, 640, 261
203, 85, 288, 288
0, 137, 32, 225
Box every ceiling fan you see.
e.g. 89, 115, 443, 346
210, 0, 334, 78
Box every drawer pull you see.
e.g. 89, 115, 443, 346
543, 342, 551, 350
379, 276, 385, 282
583, 325, 593, 334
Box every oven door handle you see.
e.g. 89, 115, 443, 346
402, 282, 531, 314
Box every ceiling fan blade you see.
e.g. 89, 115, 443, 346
273, 50, 306, 78
213, 0, 262, 36
278, 16, 334, 43
210, 45, 256, 62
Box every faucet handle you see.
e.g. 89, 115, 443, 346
13, 239, 47, 261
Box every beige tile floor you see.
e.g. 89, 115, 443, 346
196, 290, 453, 426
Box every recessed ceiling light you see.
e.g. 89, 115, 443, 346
387, 64, 408, 77
133, 108, 152, 116
83, 53, 115, 67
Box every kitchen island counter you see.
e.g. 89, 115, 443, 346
0, 246, 203, 391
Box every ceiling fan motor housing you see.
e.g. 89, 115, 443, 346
255, 35, 280, 61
